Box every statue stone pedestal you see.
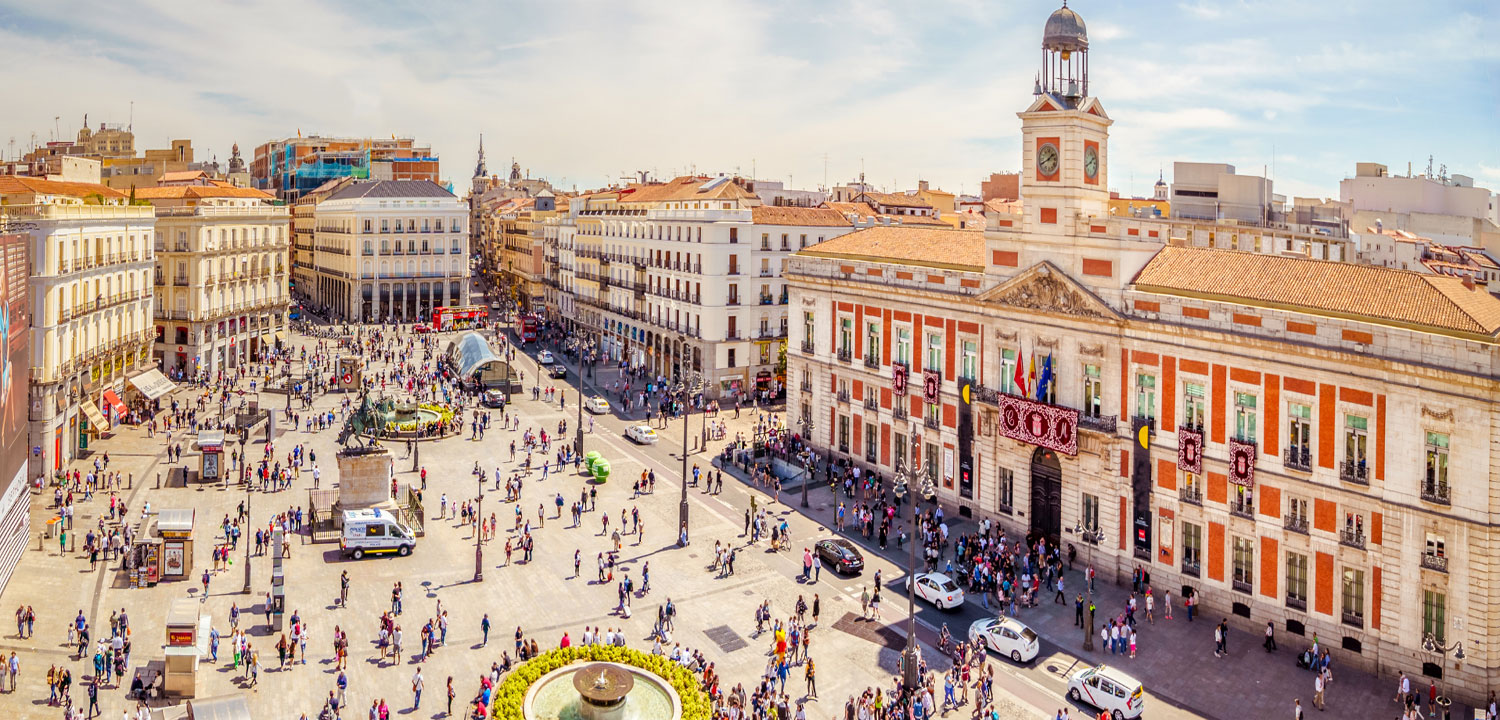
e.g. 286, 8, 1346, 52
333, 445, 399, 525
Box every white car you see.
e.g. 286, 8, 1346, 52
1067, 665, 1145, 720
968, 617, 1040, 663
905, 572, 965, 609
585, 396, 611, 414
538, 350, 555, 365
625, 425, 658, 444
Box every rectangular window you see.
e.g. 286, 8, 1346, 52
1083, 364, 1102, 417
1234, 392, 1258, 442
1231, 484, 1254, 515
1232, 537, 1255, 592
1424, 432, 1449, 501
997, 467, 1014, 512
865, 422, 878, 462
1182, 523, 1202, 574
1081, 493, 1100, 534
893, 433, 907, 471
727, 349, 736, 368
925, 332, 943, 374
924, 442, 939, 486
926, 401, 941, 426
1136, 373, 1157, 425
1345, 414, 1368, 466
1423, 590, 1446, 644
1287, 496, 1308, 524
960, 341, 978, 381
895, 327, 911, 365
1184, 382, 1205, 428
1341, 568, 1365, 626
837, 415, 850, 453
839, 317, 853, 354
1286, 552, 1308, 606
1287, 403, 1312, 468
866, 321, 881, 363
1000, 350, 1018, 395
803, 312, 815, 349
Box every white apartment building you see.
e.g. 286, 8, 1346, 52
310, 180, 470, 322
137, 184, 291, 378
1340, 162, 1500, 249
0, 177, 156, 478
556, 176, 860, 398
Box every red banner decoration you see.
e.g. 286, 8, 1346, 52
923, 370, 941, 405
1178, 426, 1203, 475
997, 393, 1078, 456
892, 363, 908, 397
1228, 438, 1257, 487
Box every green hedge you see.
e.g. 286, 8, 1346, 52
490, 644, 712, 720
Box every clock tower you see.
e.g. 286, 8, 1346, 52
1019, 2, 1112, 234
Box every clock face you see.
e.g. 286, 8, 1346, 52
1084, 146, 1099, 179
1037, 143, 1059, 177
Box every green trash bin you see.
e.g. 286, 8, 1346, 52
592, 459, 611, 482
584, 451, 602, 473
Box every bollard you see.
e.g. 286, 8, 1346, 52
128, 472, 133, 489
156, 472, 161, 489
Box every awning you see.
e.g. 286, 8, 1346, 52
80, 399, 109, 432
102, 389, 128, 417
128, 369, 177, 401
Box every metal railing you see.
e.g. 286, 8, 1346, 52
836, 390, 850, 404
1420, 554, 1448, 573
1339, 460, 1368, 485
1285, 595, 1306, 611
800, 379, 812, 393
1231, 578, 1253, 594
1229, 502, 1255, 520
1341, 612, 1363, 629
1179, 486, 1203, 505
1338, 528, 1366, 549
800, 340, 816, 354
836, 348, 852, 363
1181, 561, 1200, 578
864, 396, 879, 411
892, 406, 908, 421
1283, 515, 1309, 534
864, 354, 881, 369
1284, 446, 1312, 472
923, 415, 940, 430
1420, 483, 1450, 505
1079, 414, 1118, 433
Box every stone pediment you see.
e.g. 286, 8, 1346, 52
976, 261, 1122, 321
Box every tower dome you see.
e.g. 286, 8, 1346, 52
1043, 2, 1088, 53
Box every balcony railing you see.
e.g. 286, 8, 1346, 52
1078, 413, 1117, 434
1339, 459, 1369, 485
1338, 528, 1366, 550
1420, 554, 1448, 573
1283, 515, 1309, 534
800, 379, 812, 393
1181, 561, 1201, 578
1284, 446, 1312, 472
1341, 611, 1364, 629
1285, 596, 1307, 611
892, 405, 908, 421
864, 354, 881, 369
923, 415, 940, 430
1229, 503, 1255, 520
800, 340, 815, 354
172, 276, 189, 286
836, 390, 850, 404
1420, 484, 1450, 505
1231, 578, 1253, 594
836, 348, 852, 363
864, 396, 879, 411
1179, 486, 1203, 505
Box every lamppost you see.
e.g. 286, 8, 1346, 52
893, 450, 933, 694
1421, 632, 1463, 710
1074, 523, 1103, 650
238, 427, 252, 594
474, 467, 485, 582
801, 415, 816, 508
679, 371, 702, 543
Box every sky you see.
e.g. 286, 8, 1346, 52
1, 0, 1497, 201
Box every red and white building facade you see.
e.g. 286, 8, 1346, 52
787, 4, 1499, 702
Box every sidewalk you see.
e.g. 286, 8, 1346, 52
714, 455, 1453, 720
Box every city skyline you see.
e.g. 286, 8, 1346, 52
0, 0, 1496, 199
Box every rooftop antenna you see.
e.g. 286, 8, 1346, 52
752, 158, 756, 180
1426, 155, 1434, 179
129, 100, 134, 132
822, 153, 829, 191
52, 116, 60, 143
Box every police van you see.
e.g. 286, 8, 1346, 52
340, 508, 416, 559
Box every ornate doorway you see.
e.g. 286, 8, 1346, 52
1029, 446, 1063, 545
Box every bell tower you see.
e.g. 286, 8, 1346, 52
1019, 2, 1112, 233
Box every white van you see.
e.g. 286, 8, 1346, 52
341, 508, 416, 559
1067, 664, 1145, 719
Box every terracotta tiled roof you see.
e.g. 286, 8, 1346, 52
159, 170, 208, 182
826, 201, 881, 219
751, 206, 853, 227
861, 191, 932, 209
617, 176, 754, 204
0, 176, 126, 199
894, 214, 949, 226
797, 226, 985, 270
1133, 246, 1500, 338
135, 185, 274, 200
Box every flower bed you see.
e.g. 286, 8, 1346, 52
491, 645, 711, 720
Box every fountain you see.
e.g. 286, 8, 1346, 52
523, 662, 679, 720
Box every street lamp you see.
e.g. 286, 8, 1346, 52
893, 450, 933, 695
238, 427, 252, 594
801, 415, 816, 508
678, 371, 702, 544
474, 467, 485, 582
1074, 523, 1103, 650
1421, 632, 1464, 707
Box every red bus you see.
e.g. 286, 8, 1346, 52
519, 316, 539, 343
431, 305, 489, 331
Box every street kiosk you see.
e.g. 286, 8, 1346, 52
162, 598, 211, 698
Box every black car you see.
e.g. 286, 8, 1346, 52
815, 538, 864, 574
548, 365, 567, 379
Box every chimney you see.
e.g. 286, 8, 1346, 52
1463, 274, 1476, 291
918, 180, 929, 192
